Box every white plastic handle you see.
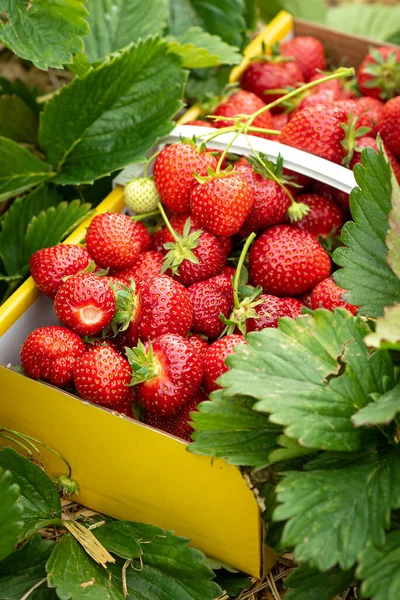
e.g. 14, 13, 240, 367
113, 125, 357, 195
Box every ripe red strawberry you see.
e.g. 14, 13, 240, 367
280, 36, 326, 81
357, 47, 400, 100
187, 333, 209, 361
188, 274, 233, 339
190, 172, 254, 236
236, 163, 291, 234
295, 194, 343, 237
249, 225, 331, 296
54, 273, 116, 336
112, 251, 164, 288
203, 335, 246, 394
312, 181, 350, 210
350, 136, 400, 184
334, 97, 384, 137
153, 143, 217, 213
85, 213, 142, 269
134, 221, 152, 252
114, 396, 136, 419
138, 274, 193, 340
20, 326, 86, 387
241, 59, 304, 109
279, 105, 348, 164
378, 96, 400, 158
127, 334, 203, 415
296, 88, 339, 111
145, 389, 207, 441
298, 290, 313, 309
311, 277, 358, 315
30, 245, 91, 298
246, 295, 303, 332
212, 90, 273, 138
272, 113, 289, 131
185, 120, 213, 127
74, 346, 132, 407
218, 236, 233, 258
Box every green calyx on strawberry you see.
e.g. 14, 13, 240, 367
246, 153, 310, 222
126, 340, 159, 385
340, 112, 371, 167
53, 475, 80, 498
253, 41, 294, 64
157, 204, 201, 275
360, 47, 400, 100
108, 278, 139, 335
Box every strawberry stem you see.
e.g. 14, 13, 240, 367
216, 130, 241, 173
157, 202, 183, 249
233, 233, 256, 309
131, 209, 160, 222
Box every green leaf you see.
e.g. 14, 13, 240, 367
39, 37, 186, 185
46, 534, 124, 600
364, 303, 400, 350
352, 383, 400, 427
333, 144, 400, 318
358, 530, 400, 600
167, 0, 247, 49
0, 448, 61, 539
219, 309, 394, 452
93, 522, 142, 560
108, 522, 221, 600
0, 467, 24, 561
257, 0, 327, 24
168, 27, 242, 68
326, 4, 400, 42
84, 0, 168, 62
0, 183, 63, 277
189, 390, 280, 469
267, 435, 314, 465
285, 564, 354, 600
274, 449, 400, 571
386, 165, 400, 279
0, 535, 54, 600
0, 96, 38, 144
185, 66, 231, 104
213, 570, 250, 597
0, 0, 90, 70
0, 77, 40, 116
0, 137, 53, 202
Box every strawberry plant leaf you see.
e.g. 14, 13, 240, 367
0, 0, 90, 70
333, 147, 400, 317
284, 564, 354, 600
0, 183, 63, 278
219, 309, 394, 452
108, 522, 221, 600
274, 448, 400, 571
84, 0, 168, 62
39, 37, 187, 185
93, 521, 142, 559
0, 77, 40, 116
257, 0, 327, 24
364, 303, 400, 350
267, 435, 314, 465
326, 4, 400, 42
46, 534, 124, 600
0, 137, 53, 202
386, 167, 400, 279
357, 530, 400, 600
189, 390, 280, 468
352, 383, 400, 427
0, 448, 62, 539
0, 96, 38, 144
167, 27, 242, 68
167, 0, 247, 49
213, 570, 251, 597
0, 535, 55, 599
0, 467, 24, 561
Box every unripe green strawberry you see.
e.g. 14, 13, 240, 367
124, 176, 160, 213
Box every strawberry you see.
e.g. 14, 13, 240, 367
246, 294, 303, 332
272, 113, 289, 131
112, 251, 164, 288
203, 335, 246, 394
212, 90, 273, 138
334, 97, 384, 137
134, 221, 152, 253
378, 96, 400, 158
190, 172, 254, 236
298, 290, 313, 309
296, 88, 339, 111
124, 176, 160, 214
188, 274, 233, 339
20, 325, 86, 387
357, 47, 400, 100
280, 36, 326, 81
187, 333, 209, 361
279, 105, 349, 164
54, 273, 116, 336
153, 142, 217, 213
158, 211, 226, 286
185, 120, 213, 127
295, 194, 343, 237
74, 346, 132, 408
85, 212, 142, 269
350, 136, 400, 184
311, 277, 358, 315
127, 335, 203, 415
30, 245, 91, 298
114, 396, 136, 419
241, 59, 304, 109
138, 274, 193, 340
144, 389, 207, 441
249, 225, 331, 296
218, 236, 233, 258
85, 338, 119, 352
312, 181, 350, 210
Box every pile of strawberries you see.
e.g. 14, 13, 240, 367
20, 37, 400, 442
